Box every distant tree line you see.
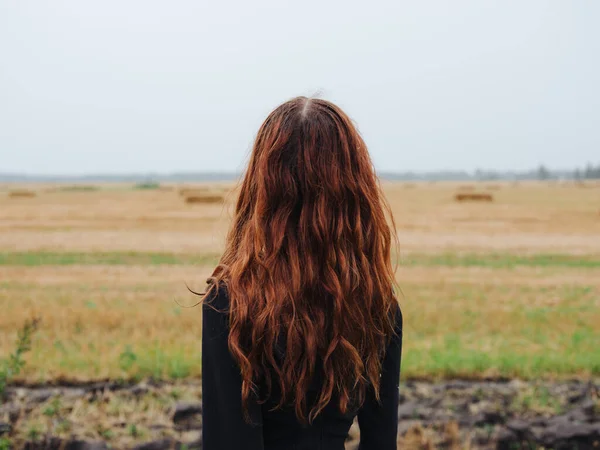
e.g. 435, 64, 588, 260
573, 163, 600, 181
534, 163, 600, 181
472, 163, 600, 182
379, 163, 600, 182
1, 163, 599, 183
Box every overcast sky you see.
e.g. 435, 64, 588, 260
1, 1, 598, 175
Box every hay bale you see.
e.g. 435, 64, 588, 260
458, 185, 475, 191
184, 193, 224, 204
9, 189, 36, 198
403, 183, 416, 189
454, 193, 493, 202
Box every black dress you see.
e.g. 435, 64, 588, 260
202, 287, 403, 450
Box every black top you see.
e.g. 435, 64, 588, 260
202, 287, 403, 450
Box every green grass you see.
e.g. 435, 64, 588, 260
0, 252, 220, 266
402, 252, 600, 269
401, 282, 600, 379
134, 182, 161, 190
2, 251, 599, 268
1, 249, 599, 381
54, 185, 100, 192
1, 276, 598, 381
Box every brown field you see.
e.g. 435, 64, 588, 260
1, 181, 599, 382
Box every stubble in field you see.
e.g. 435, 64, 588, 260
0, 182, 599, 381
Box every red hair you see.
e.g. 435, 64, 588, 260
205, 96, 398, 422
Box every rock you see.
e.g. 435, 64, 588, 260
429, 409, 453, 422
0, 403, 21, 423
506, 418, 530, 434
470, 425, 496, 445
61, 388, 87, 399
11, 388, 28, 401
444, 380, 471, 390
181, 430, 202, 442
564, 407, 590, 424
84, 381, 120, 396
495, 429, 519, 450
132, 439, 175, 450
0, 422, 10, 435
180, 431, 202, 450
23, 437, 63, 449
65, 440, 109, 450
181, 441, 202, 450
27, 388, 58, 403
469, 412, 487, 426
413, 383, 433, 398
132, 439, 200, 450
23, 438, 108, 450
541, 422, 600, 447
492, 383, 517, 398
579, 398, 597, 417
173, 401, 202, 423
481, 410, 505, 425
397, 401, 419, 420
507, 379, 527, 390
397, 420, 422, 436
127, 383, 150, 396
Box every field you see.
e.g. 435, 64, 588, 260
1, 181, 599, 384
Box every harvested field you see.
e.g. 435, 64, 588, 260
0, 181, 598, 381
0, 181, 599, 448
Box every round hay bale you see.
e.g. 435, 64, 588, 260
184, 193, 224, 204
454, 193, 493, 202
9, 189, 36, 198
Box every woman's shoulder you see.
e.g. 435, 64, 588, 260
203, 282, 230, 313
395, 302, 403, 329
390, 301, 403, 340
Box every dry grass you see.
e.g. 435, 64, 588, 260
0, 182, 598, 253
0, 262, 598, 381
0, 182, 599, 382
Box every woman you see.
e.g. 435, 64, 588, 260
201, 97, 402, 450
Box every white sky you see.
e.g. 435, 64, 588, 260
0, 0, 598, 175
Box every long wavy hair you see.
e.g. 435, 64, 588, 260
204, 96, 398, 423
